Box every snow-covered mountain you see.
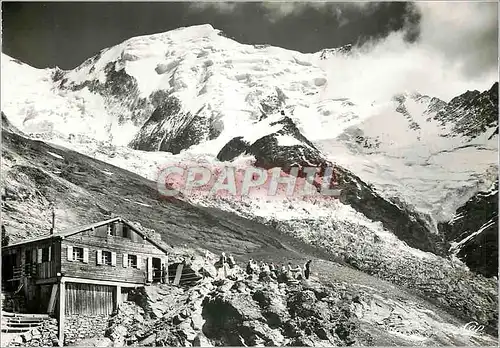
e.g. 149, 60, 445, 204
1, 24, 498, 277
2, 24, 499, 340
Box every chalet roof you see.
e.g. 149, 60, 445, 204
2, 217, 169, 253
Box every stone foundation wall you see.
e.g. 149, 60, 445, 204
64, 314, 110, 345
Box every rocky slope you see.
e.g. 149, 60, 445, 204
216, 112, 444, 254
103, 254, 496, 347
439, 180, 498, 278
1, 118, 498, 346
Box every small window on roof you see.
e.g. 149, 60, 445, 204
122, 225, 130, 238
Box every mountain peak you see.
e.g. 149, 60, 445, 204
318, 44, 353, 60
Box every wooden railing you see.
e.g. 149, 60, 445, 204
11, 266, 24, 281
9, 263, 57, 281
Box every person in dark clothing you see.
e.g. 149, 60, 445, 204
304, 260, 312, 279
246, 259, 254, 275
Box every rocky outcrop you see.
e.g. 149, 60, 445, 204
130, 96, 220, 154
201, 280, 369, 346
439, 180, 498, 278
433, 82, 498, 138
105, 273, 372, 347
319, 44, 353, 60
217, 115, 441, 254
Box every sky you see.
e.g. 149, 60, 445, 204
0, 1, 429, 69
1, 1, 498, 101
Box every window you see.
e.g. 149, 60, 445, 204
25, 250, 32, 264
122, 225, 130, 239
128, 254, 138, 268
73, 247, 84, 262
102, 251, 112, 265
42, 247, 50, 262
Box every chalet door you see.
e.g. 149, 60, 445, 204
152, 258, 162, 283
2, 254, 15, 290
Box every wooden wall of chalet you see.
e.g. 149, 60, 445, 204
60, 222, 166, 284
2, 241, 61, 304
65, 283, 115, 315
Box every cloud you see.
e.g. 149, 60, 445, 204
188, 2, 497, 102
415, 2, 498, 78
187, 2, 239, 14
320, 2, 498, 103
188, 2, 342, 23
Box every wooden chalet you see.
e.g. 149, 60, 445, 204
1, 217, 169, 345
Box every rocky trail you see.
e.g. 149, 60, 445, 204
98, 256, 497, 347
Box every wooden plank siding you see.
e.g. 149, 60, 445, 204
60, 222, 166, 284
65, 283, 115, 315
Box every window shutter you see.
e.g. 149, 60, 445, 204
32, 249, 36, 264
136, 255, 141, 269
111, 252, 117, 267
147, 257, 153, 282
96, 250, 103, 265
67, 246, 73, 261
123, 253, 128, 268
37, 249, 43, 264
48, 246, 52, 262
83, 248, 89, 263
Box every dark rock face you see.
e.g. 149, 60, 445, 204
259, 87, 287, 120
66, 61, 149, 126
217, 115, 441, 255
439, 180, 498, 277
319, 44, 353, 60
217, 137, 250, 162
433, 82, 498, 138
130, 96, 220, 154
1, 112, 22, 135
218, 116, 329, 172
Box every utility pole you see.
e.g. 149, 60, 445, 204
50, 202, 55, 234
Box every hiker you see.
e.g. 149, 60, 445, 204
228, 254, 236, 268
246, 259, 254, 275
288, 262, 302, 279
259, 262, 272, 282
218, 252, 228, 279
304, 260, 312, 279
269, 263, 278, 279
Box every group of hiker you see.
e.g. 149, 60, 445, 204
214, 252, 313, 283
246, 259, 312, 282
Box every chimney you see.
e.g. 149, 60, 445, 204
50, 204, 55, 234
